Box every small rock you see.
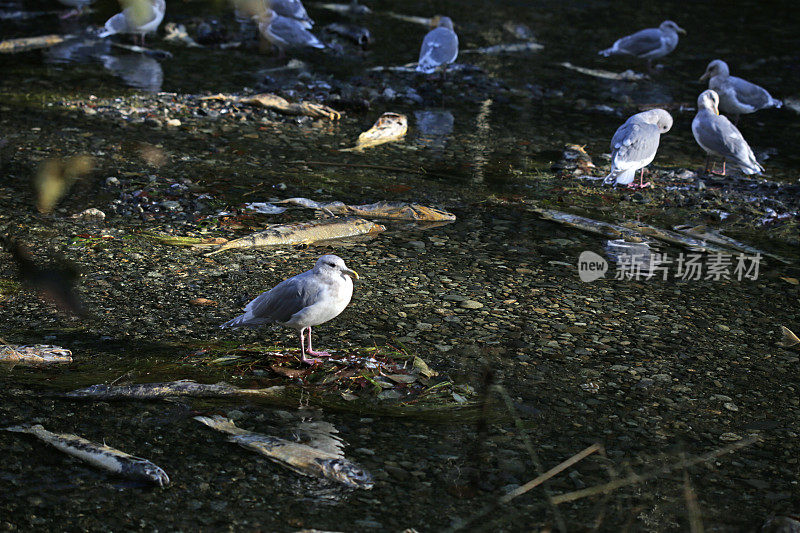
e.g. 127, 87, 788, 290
719, 432, 742, 442
723, 402, 739, 412
70, 207, 105, 222
460, 300, 484, 309
166, 118, 181, 127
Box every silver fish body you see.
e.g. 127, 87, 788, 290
64, 380, 284, 400
195, 415, 373, 489
3, 424, 169, 486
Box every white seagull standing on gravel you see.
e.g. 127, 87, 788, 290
700, 59, 783, 123
416, 16, 458, 74
221, 255, 359, 365
599, 20, 685, 71
604, 109, 673, 188
692, 89, 764, 176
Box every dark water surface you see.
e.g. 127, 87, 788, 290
1, 0, 799, 531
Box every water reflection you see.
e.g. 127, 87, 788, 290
414, 109, 454, 152
604, 239, 661, 276
100, 53, 163, 92
44, 35, 110, 64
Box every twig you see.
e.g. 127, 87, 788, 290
289, 160, 457, 180
493, 384, 569, 532
500, 443, 603, 504
447, 444, 600, 532
551, 436, 759, 505
683, 470, 704, 533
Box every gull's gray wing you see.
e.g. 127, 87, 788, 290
270, 15, 324, 48
693, 111, 759, 167
729, 76, 774, 110
613, 28, 662, 57
611, 121, 660, 169
247, 272, 323, 323
272, 0, 312, 24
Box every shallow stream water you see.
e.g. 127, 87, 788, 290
1, 0, 799, 531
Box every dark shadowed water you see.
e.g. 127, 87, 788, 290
1, 0, 799, 531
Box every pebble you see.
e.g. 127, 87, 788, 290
460, 300, 484, 309
719, 432, 743, 442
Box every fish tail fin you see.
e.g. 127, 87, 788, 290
3, 424, 42, 433
194, 415, 248, 435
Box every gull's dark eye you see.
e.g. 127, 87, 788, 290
328, 262, 336, 267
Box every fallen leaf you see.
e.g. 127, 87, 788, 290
780, 277, 799, 285
270, 364, 310, 379
385, 373, 417, 384
413, 356, 438, 378
777, 325, 800, 348
189, 297, 217, 306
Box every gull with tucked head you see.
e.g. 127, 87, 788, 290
604, 109, 673, 189
692, 89, 764, 176
416, 16, 458, 75
700, 59, 782, 123
221, 254, 359, 364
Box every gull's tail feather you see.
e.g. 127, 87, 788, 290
99, 13, 126, 37
598, 47, 615, 57
604, 168, 634, 185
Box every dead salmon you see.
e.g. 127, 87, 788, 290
195, 415, 373, 489
0, 34, 69, 54
64, 380, 284, 400
3, 424, 169, 486
278, 198, 456, 222
0, 344, 72, 366
202, 217, 385, 256
199, 93, 341, 120
342, 112, 407, 152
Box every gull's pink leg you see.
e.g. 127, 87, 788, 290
305, 327, 331, 358
299, 327, 322, 365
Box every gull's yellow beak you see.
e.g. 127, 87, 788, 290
344, 268, 360, 280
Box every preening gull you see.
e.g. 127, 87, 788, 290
604, 109, 673, 188
416, 16, 458, 74
692, 90, 764, 176
99, 0, 166, 46
221, 255, 359, 364
599, 20, 685, 70
257, 8, 324, 54
700, 59, 782, 122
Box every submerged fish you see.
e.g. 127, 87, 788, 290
199, 93, 341, 120
195, 415, 373, 489
559, 62, 647, 81
203, 217, 385, 256
0, 34, 69, 53
342, 112, 407, 152
462, 42, 543, 55
277, 198, 456, 222
3, 424, 169, 486
0, 344, 73, 365
65, 379, 284, 400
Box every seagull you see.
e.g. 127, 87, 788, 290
257, 8, 324, 55
692, 89, 764, 176
221, 255, 359, 364
416, 16, 458, 74
699, 59, 782, 123
99, 0, 166, 46
599, 20, 685, 71
604, 109, 673, 189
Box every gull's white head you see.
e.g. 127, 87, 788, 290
697, 90, 720, 114
700, 59, 729, 82
639, 109, 674, 133
660, 20, 686, 34
431, 15, 454, 31
314, 254, 359, 280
